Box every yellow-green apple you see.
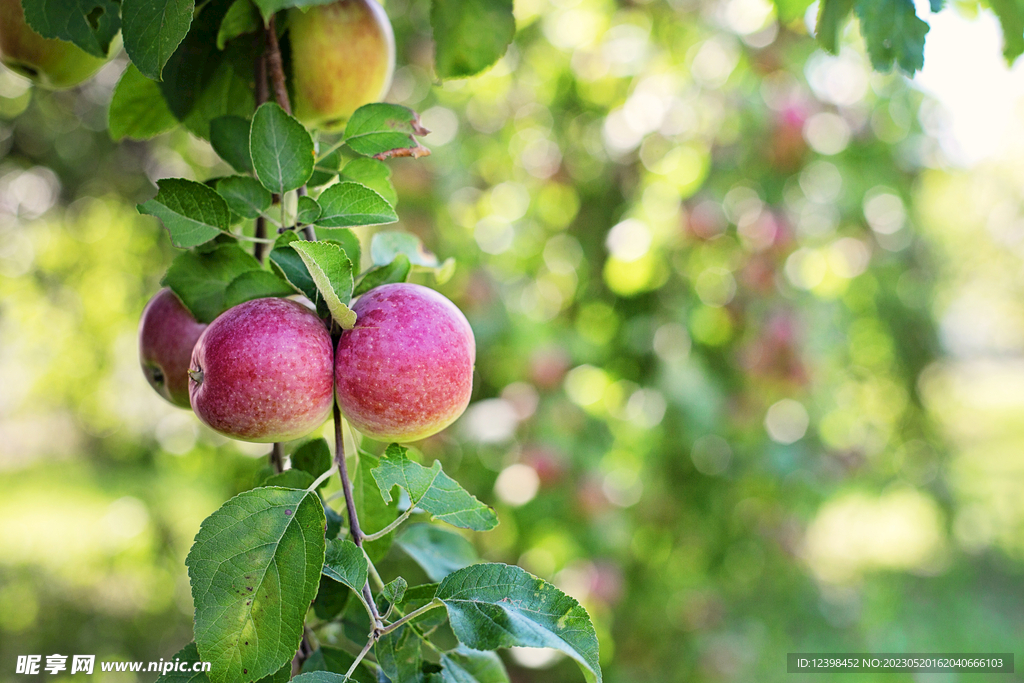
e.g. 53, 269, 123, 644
0, 0, 117, 89
189, 297, 334, 442
288, 0, 395, 130
334, 283, 475, 442
139, 288, 207, 409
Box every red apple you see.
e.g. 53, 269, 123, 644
139, 288, 207, 408
334, 283, 475, 442
189, 297, 334, 443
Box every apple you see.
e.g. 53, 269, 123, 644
334, 283, 475, 442
288, 0, 395, 130
189, 297, 334, 443
139, 288, 208, 409
0, 0, 117, 89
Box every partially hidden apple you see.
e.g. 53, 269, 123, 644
288, 0, 395, 130
334, 283, 476, 442
189, 297, 334, 443
0, 0, 118, 89
139, 288, 207, 409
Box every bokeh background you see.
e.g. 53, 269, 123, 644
2, 0, 1024, 681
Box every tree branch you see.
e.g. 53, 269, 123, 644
378, 600, 444, 637
362, 506, 414, 543
334, 403, 383, 631
265, 15, 291, 114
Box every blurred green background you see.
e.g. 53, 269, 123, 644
2, 0, 1024, 681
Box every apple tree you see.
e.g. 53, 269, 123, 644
7, 0, 602, 681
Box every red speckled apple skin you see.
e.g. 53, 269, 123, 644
335, 283, 476, 442
139, 288, 208, 408
190, 298, 335, 443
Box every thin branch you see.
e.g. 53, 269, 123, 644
265, 15, 291, 114
233, 233, 277, 244
378, 600, 443, 638
306, 464, 338, 492
334, 404, 383, 631
362, 506, 415, 543
254, 48, 270, 263
346, 639, 375, 680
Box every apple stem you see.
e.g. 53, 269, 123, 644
333, 402, 384, 630
271, 442, 284, 474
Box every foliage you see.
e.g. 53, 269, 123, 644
2, 0, 1024, 681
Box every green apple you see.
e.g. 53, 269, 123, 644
0, 0, 117, 89
288, 0, 395, 131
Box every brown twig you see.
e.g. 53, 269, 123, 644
254, 50, 271, 262
265, 15, 291, 114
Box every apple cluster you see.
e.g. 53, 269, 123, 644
138, 284, 476, 444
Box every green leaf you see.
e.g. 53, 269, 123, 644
355, 452, 398, 565
302, 646, 374, 683
382, 576, 408, 604
441, 648, 510, 683
260, 469, 317, 489
396, 523, 478, 582
370, 231, 441, 268
251, 102, 316, 194
310, 148, 343, 187
372, 444, 498, 532
436, 563, 602, 683
323, 499, 344, 540
139, 178, 230, 248
854, 0, 929, 73
989, 0, 1024, 61
324, 227, 362, 271
161, 242, 262, 322
290, 673, 351, 683
431, 0, 515, 80
250, 0, 336, 23
368, 231, 455, 284
224, 269, 296, 308
269, 232, 320, 304
376, 626, 422, 683
341, 158, 397, 206
22, 0, 120, 57
254, 663, 292, 683
154, 642, 209, 683
160, 0, 256, 138
314, 182, 398, 228
211, 116, 255, 173
354, 253, 411, 296
218, 0, 260, 49
292, 438, 332, 481
290, 241, 357, 328
815, 0, 855, 53
297, 195, 323, 225
122, 0, 194, 80
109, 64, 179, 141
774, 0, 815, 23
345, 104, 431, 160
186, 487, 326, 683
182, 54, 257, 140
217, 176, 273, 218
322, 538, 368, 593
312, 574, 350, 620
